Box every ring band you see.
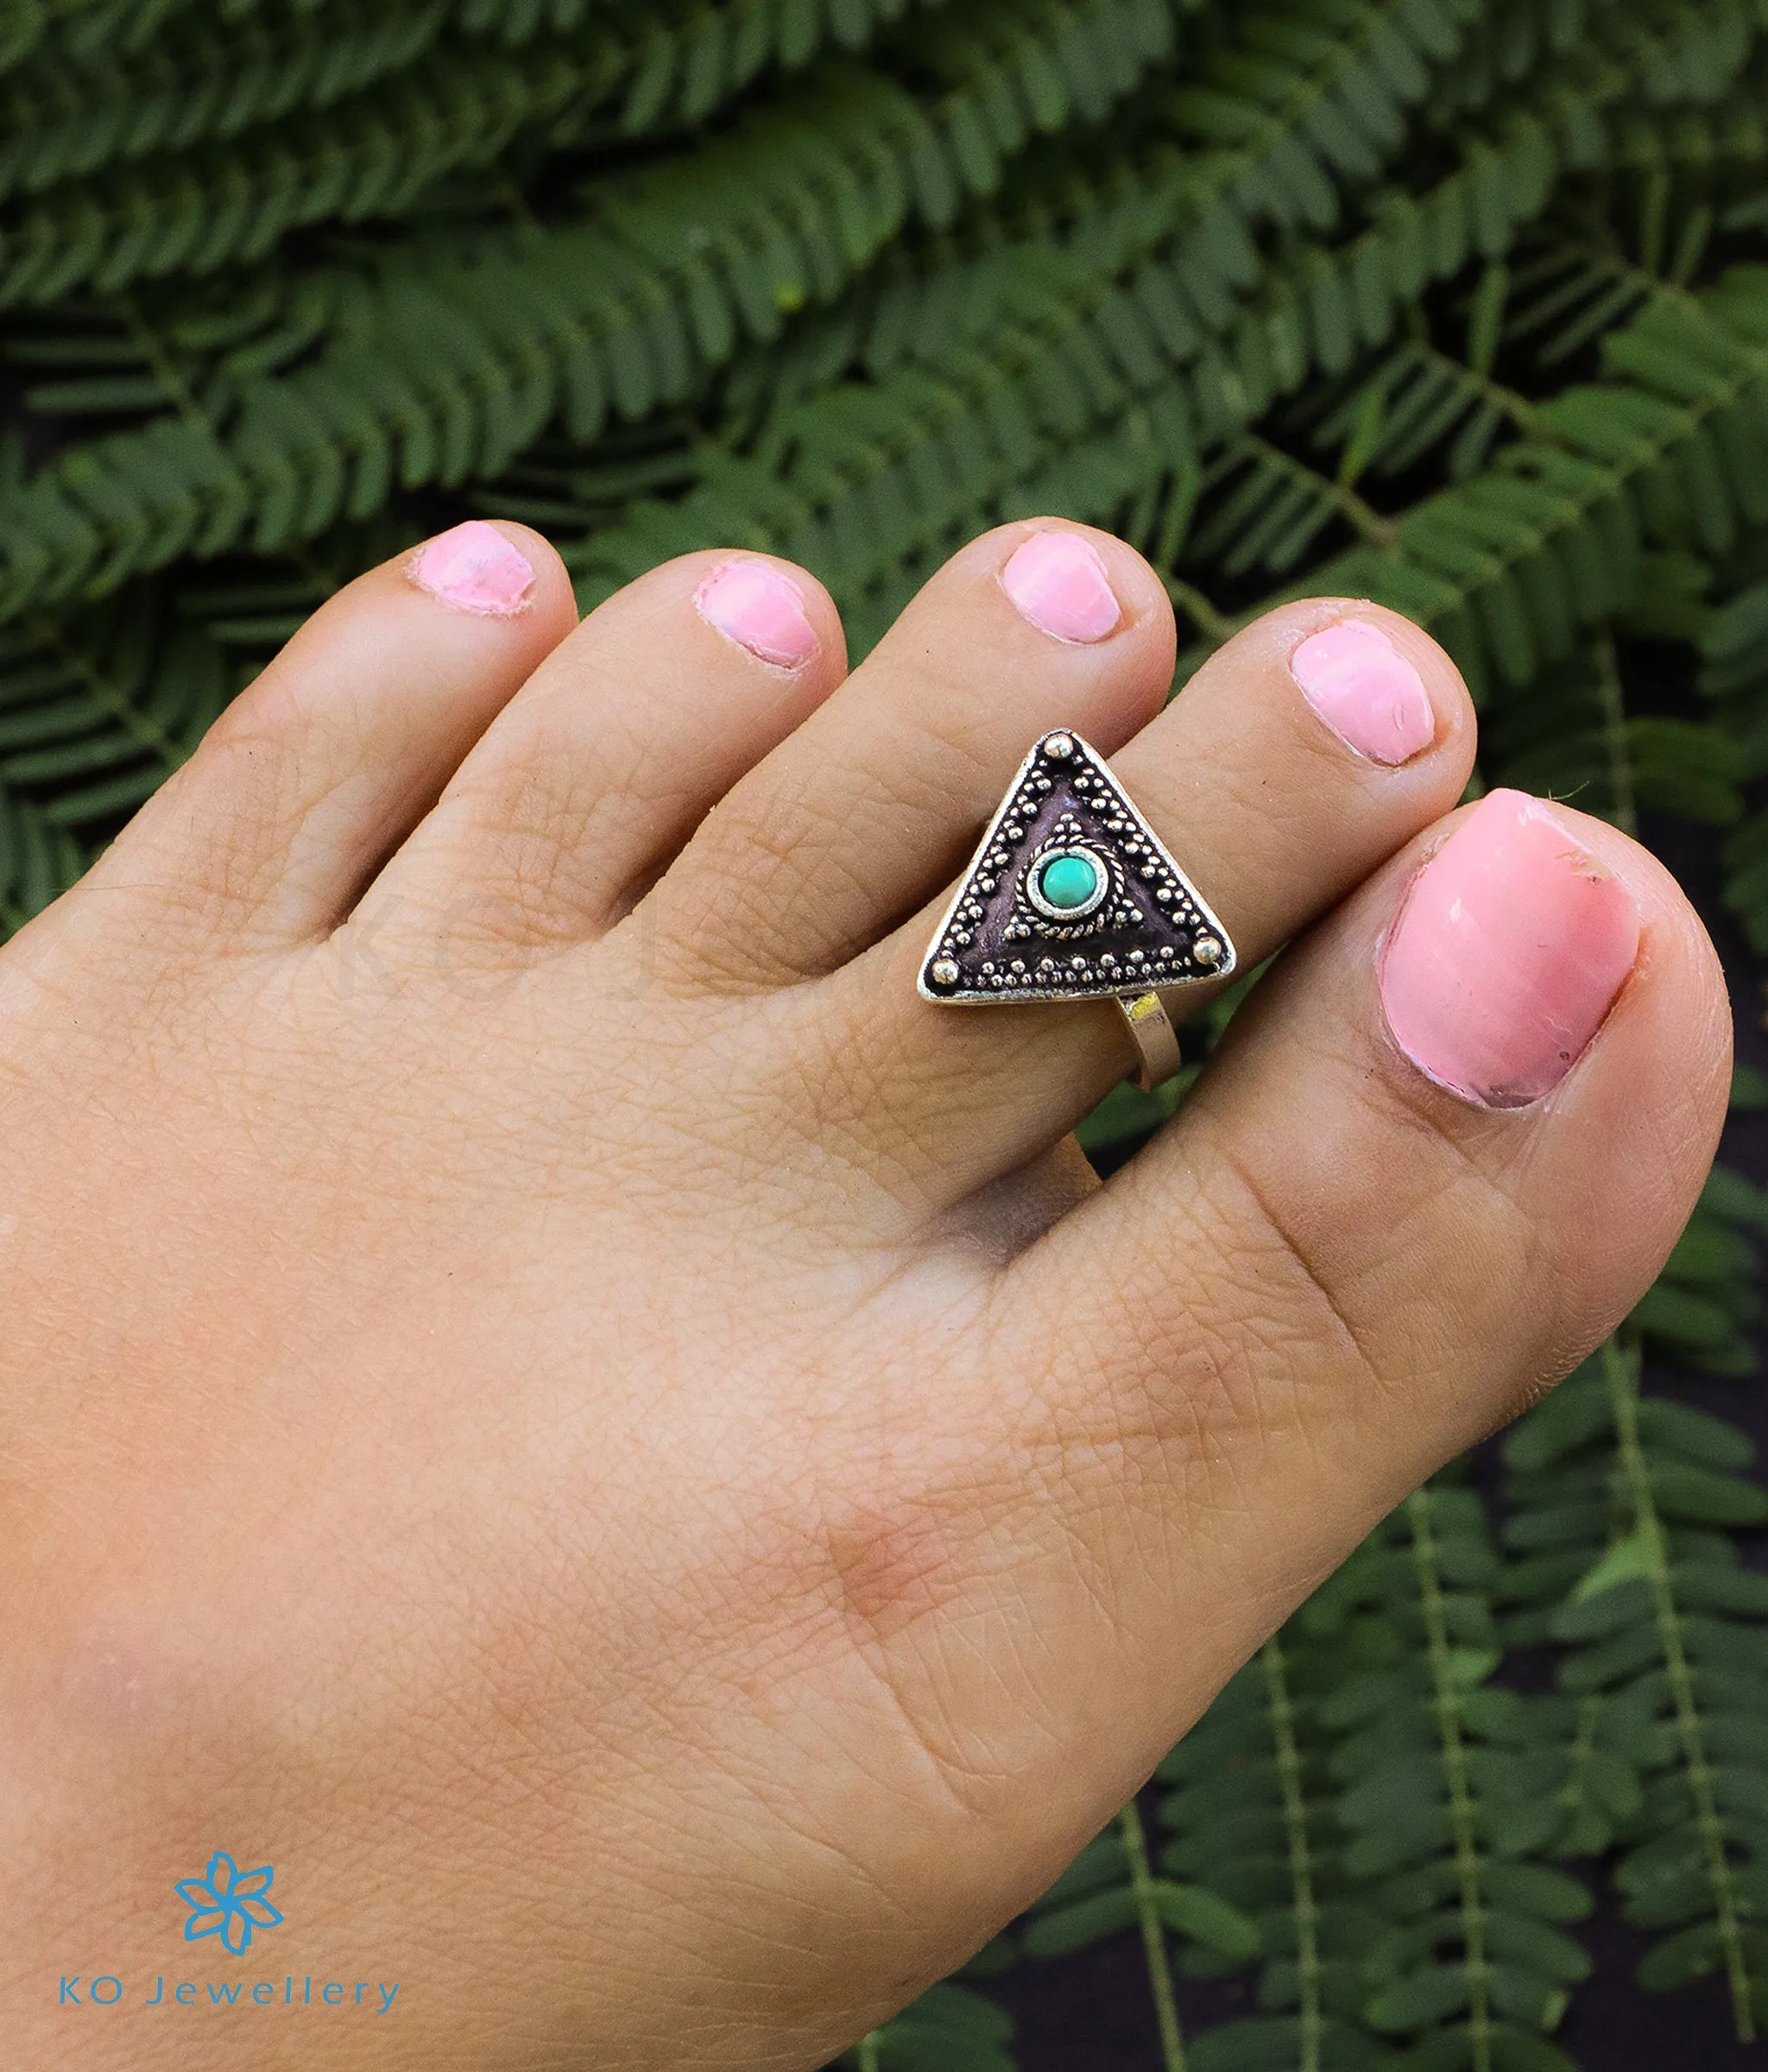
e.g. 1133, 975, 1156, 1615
1118, 989, 1182, 1092
919, 729, 1236, 1090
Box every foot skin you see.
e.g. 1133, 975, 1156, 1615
0, 521, 1728, 2068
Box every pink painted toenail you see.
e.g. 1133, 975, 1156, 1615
1001, 531, 1121, 644
1291, 618, 1435, 766
999, 526, 1110, 638
1380, 789, 1640, 1109
409, 522, 536, 616
695, 560, 818, 668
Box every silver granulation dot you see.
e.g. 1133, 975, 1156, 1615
1195, 937, 1222, 967
930, 957, 960, 986
1045, 732, 1075, 760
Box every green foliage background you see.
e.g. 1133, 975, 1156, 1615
4, 1, 1768, 2065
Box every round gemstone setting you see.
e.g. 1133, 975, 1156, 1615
1028, 847, 1108, 920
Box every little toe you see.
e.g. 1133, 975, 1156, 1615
85, 521, 578, 948
364, 551, 845, 963
812, 595, 1474, 1216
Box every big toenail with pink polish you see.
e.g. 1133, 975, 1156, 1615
409, 522, 536, 616
1379, 788, 1641, 1109
1291, 619, 1435, 766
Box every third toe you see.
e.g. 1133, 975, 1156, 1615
644, 521, 1179, 993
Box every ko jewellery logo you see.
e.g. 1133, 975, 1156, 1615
55, 1853, 402, 2015
178, 1851, 283, 1954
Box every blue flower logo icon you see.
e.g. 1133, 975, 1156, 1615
175, 1852, 283, 1955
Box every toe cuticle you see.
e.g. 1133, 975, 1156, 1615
695, 559, 818, 670
409, 521, 536, 616
1291, 619, 1435, 767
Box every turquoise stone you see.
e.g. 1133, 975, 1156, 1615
1039, 852, 1101, 911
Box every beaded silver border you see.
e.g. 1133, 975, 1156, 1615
917, 728, 1238, 1004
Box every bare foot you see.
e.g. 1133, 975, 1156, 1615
0, 519, 1728, 2068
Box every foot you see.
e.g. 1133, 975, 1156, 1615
0, 519, 1728, 2068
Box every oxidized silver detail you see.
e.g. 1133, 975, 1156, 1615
917, 728, 1237, 1014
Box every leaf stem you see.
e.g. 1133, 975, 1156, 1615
1262, 1635, 1323, 2072
28, 612, 186, 774
1405, 1486, 1491, 2072
1555, 1693, 1603, 1846
114, 295, 344, 602
1239, 431, 1399, 546
1418, 338, 1542, 433
1602, 1335, 1757, 2041
856, 2029, 881, 2072
1119, 1797, 1188, 2072
114, 292, 212, 434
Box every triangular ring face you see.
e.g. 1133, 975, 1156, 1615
919, 730, 1236, 1004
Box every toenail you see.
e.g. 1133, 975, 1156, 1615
1291, 618, 1435, 766
695, 559, 818, 668
1001, 531, 1121, 645
1379, 789, 1641, 1109
409, 522, 536, 616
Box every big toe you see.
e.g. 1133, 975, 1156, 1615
981, 788, 1730, 1753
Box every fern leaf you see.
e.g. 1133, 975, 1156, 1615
0, 597, 229, 826
834, 1981, 1018, 2071
1699, 549, 1768, 953
0, 51, 596, 307
0, 2, 452, 205
1316, 1486, 1594, 2067
0, 769, 87, 929
569, 58, 1704, 636
1160, 1639, 1399, 2070
0, 0, 1185, 616
0, 0, 972, 220
1298, 268, 1768, 696
1018, 1808, 1260, 1966
1501, 1341, 1768, 2040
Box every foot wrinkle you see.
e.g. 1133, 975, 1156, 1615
1199, 1134, 1386, 1389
